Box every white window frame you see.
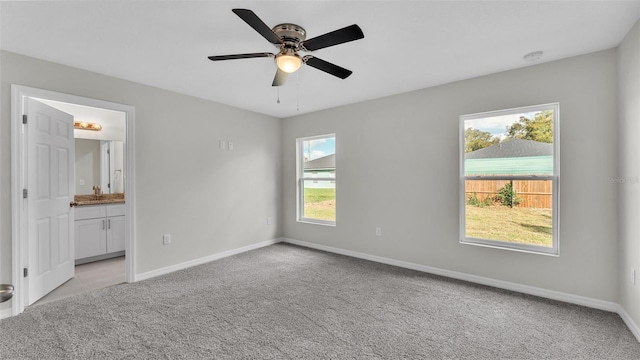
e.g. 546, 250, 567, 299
459, 103, 560, 255
296, 134, 336, 226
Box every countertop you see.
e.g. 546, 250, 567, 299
72, 193, 125, 207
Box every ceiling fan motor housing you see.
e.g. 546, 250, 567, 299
272, 23, 306, 50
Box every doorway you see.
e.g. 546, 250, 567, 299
33, 256, 124, 306
11, 85, 136, 316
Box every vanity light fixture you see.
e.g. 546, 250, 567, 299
74, 121, 102, 131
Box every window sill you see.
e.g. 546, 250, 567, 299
297, 218, 336, 227
460, 238, 559, 256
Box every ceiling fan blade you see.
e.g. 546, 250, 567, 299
304, 56, 353, 79
232, 9, 283, 45
302, 24, 364, 51
208, 53, 274, 61
272, 68, 288, 87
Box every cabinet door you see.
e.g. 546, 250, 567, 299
75, 218, 107, 259
106, 215, 126, 253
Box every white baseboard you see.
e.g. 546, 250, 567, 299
135, 238, 281, 282
281, 238, 623, 313
617, 305, 640, 342
0, 307, 12, 320
6, 236, 639, 343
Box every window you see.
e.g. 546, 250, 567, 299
460, 103, 559, 255
297, 134, 336, 225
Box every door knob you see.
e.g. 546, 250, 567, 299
0, 284, 14, 303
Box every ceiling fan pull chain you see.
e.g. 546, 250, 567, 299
296, 71, 300, 112
277, 87, 280, 104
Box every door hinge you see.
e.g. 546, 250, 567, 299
23, 268, 28, 277
23, 189, 28, 199
22, 114, 27, 124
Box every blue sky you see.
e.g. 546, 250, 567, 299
304, 137, 335, 161
464, 111, 536, 139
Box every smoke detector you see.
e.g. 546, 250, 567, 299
524, 51, 544, 62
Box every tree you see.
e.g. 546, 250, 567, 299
495, 181, 522, 208
465, 128, 500, 153
505, 110, 553, 143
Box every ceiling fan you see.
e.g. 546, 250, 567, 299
208, 9, 364, 86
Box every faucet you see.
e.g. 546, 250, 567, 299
93, 185, 102, 196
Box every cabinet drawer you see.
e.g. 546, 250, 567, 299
106, 204, 126, 217
75, 205, 106, 220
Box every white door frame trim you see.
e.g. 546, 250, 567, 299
10, 84, 136, 316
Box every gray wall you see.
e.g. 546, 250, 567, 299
1, 31, 636, 324
1, 51, 282, 310
282, 49, 620, 302
618, 20, 640, 329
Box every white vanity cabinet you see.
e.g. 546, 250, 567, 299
74, 204, 125, 264
106, 212, 126, 253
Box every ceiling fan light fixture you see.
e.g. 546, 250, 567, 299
276, 53, 302, 73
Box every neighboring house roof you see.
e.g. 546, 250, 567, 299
465, 156, 553, 175
465, 139, 553, 159
304, 154, 335, 170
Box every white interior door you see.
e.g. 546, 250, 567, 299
26, 98, 75, 305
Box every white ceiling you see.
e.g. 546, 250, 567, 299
2, 1, 639, 118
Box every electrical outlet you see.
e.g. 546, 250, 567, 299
228, 142, 234, 150
79, 179, 85, 186
267, 217, 272, 225
163, 234, 171, 245
219, 141, 226, 150
375, 227, 382, 236
632, 268, 636, 285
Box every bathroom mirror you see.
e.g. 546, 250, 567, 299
75, 139, 124, 195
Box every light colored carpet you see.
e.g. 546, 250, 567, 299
0, 243, 638, 359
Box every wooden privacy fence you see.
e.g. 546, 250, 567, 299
465, 179, 552, 208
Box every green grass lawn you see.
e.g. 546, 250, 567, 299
465, 205, 552, 247
303, 188, 336, 221
301, 188, 550, 246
